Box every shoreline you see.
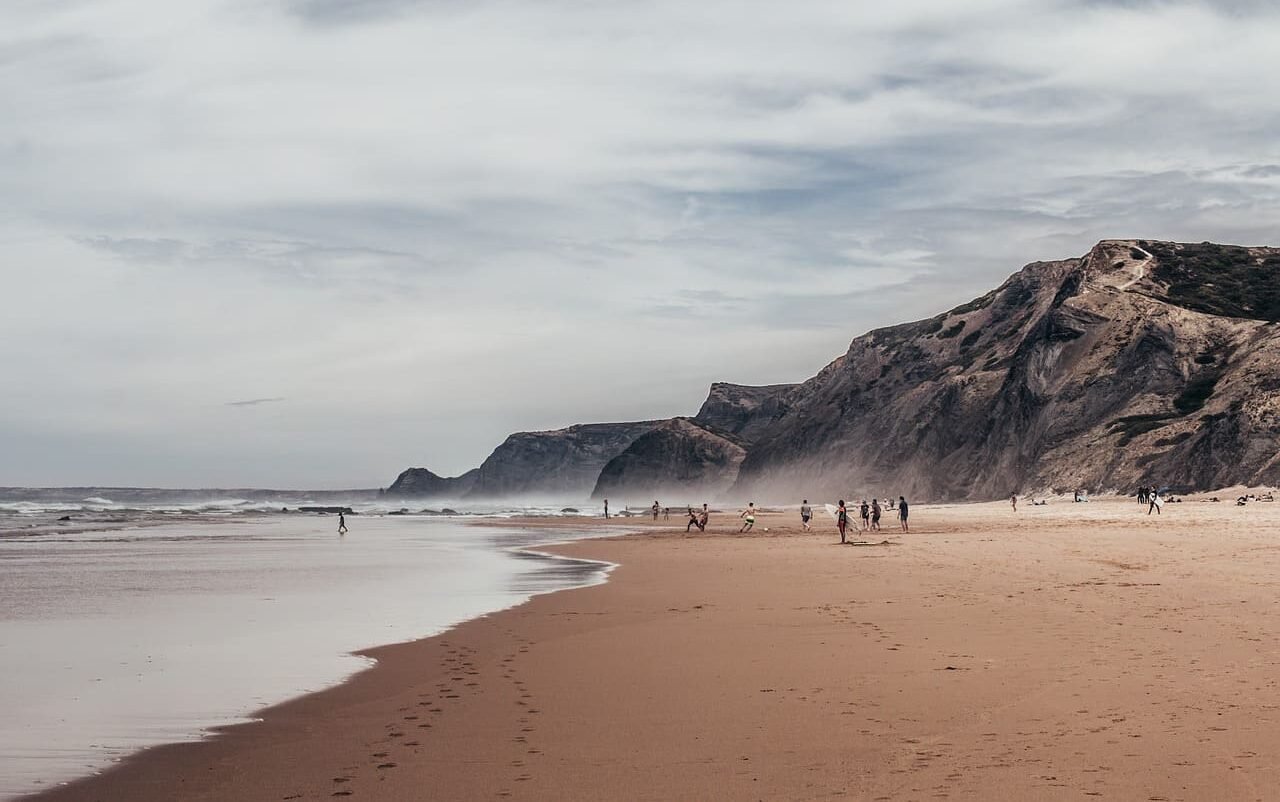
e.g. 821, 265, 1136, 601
26, 499, 1280, 800
8, 516, 619, 798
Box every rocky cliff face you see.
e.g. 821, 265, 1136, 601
463, 421, 661, 499
386, 467, 478, 498
692, 382, 797, 444
591, 418, 748, 501
730, 240, 1280, 501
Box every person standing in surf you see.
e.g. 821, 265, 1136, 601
604, 499, 609, 519
739, 503, 756, 533
800, 499, 813, 532
836, 500, 849, 544
898, 496, 909, 532
337, 511, 348, 536
870, 497, 881, 532
652, 501, 660, 521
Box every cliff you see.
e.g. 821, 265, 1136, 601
463, 421, 662, 499
692, 382, 797, 444
730, 240, 1280, 500
590, 418, 748, 501
386, 467, 478, 498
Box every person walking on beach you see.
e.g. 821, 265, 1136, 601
1010, 493, 1018, 512
800, 500, 813, 532
898, 496, 909, 532
836, 500, 849, 544
870, 498, 881, 531
698, 503, 709, 532
1148, 488, 1163, 515
686, 506, 700, 533
740, 503, 756, 533
337, 511, 348, 536
604, 499, 609, 519
859, 499, 870, 532
652, 501, 660, 521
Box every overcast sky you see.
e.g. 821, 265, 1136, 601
3, 0, 1279, 488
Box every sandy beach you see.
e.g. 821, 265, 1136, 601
30, 497, 1280, 801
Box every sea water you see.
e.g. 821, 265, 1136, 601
0, 513, 614, 799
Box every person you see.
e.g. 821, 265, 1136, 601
1010, 493, 1018, 512
652, 501, 660, 521
836, 500, 849, 544
739, 503, 756, 533
337, 511, 348, 536
686, 506, 700, 533
1148, 488, 1163, 515
663, 506, 670, 520
800, 499, 813, 531
859, 499, 870, 531
604, 499, 609, 519
898, 496, 909, 532
698, 503, 709, 532
870, 497, 881, 531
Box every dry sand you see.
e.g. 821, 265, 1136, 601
30, 497, 1280, 801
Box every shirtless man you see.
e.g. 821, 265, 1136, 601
739, 503, 756, 533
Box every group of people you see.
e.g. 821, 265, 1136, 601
1136, 485, 1165, 515
613, 497, 912, 543
829, 497, 909, 543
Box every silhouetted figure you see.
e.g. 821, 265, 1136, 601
836, 500, 849, 544
338, 512, 348, 536
870, 498, 881, 531
604, 499, 609, 519
898, 497, 909, 532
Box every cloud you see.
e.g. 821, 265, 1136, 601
225, 397, 287, 407
3, 0, 1280, 486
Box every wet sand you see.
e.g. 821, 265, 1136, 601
29, 497, 1280, 801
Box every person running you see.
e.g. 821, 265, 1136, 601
870, 498, 881, 531
859, 499, 870, 531
652, 501, 660, 521
800, 499, 813, 532
686, 506, 700, 533
898, 496, 909, 532
1010, 493, 1018, 512
698, 503, 709, 532
739, 503, 756, 533
337, 511, 348, 536
836, 499, 849, 544
1148, 488, 1163, 515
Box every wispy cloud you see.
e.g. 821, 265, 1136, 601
225, 397, 287, 407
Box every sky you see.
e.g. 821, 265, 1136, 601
3, 0, 1279, 488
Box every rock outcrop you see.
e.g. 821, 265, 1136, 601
692, 382, 797, 444
386, 467, 478, 498
591, 418, 748, 500
730, 240, 1280, 500
463, 421, 662, 499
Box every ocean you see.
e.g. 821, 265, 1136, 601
0, 491, 614, 799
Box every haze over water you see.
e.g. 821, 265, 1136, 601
0, 510, 613, 799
